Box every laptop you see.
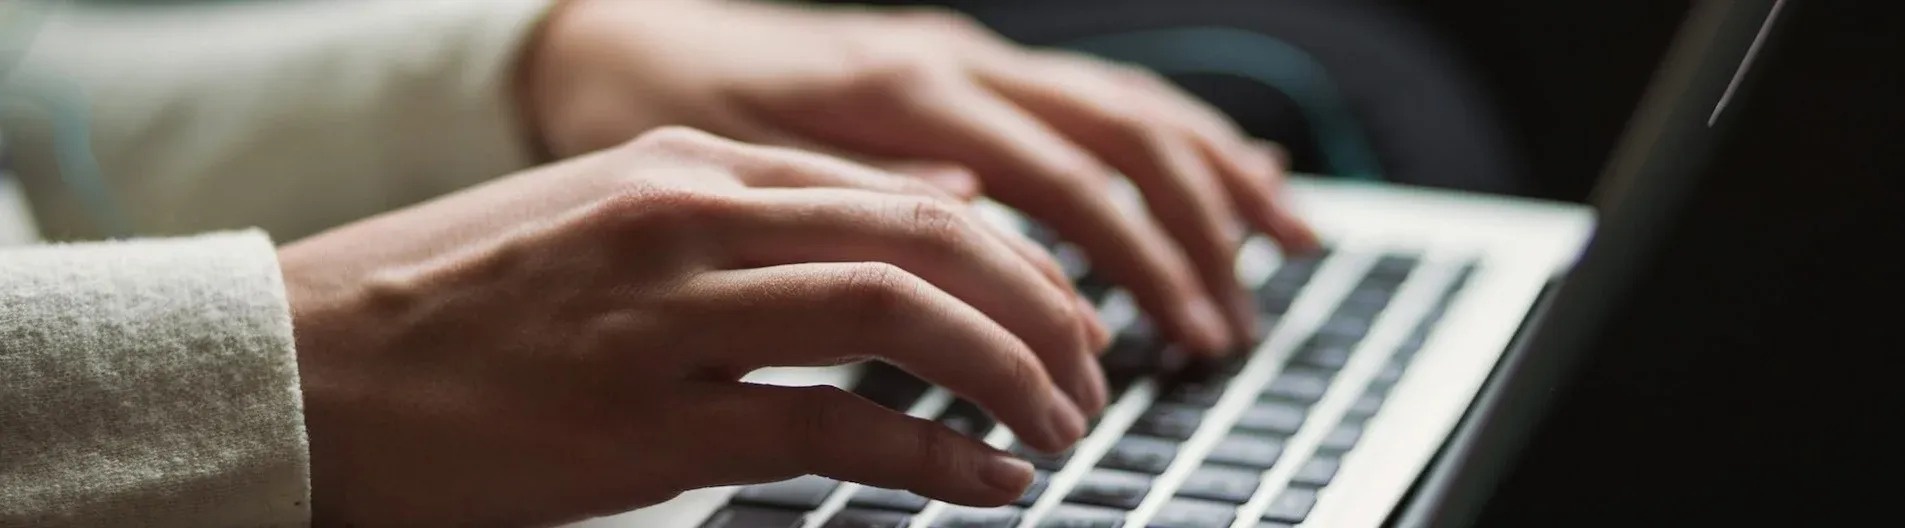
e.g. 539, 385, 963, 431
580, 0, 1780, 525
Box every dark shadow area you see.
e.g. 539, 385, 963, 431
1479, 1, 1904, 523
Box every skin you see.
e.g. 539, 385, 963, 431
521, 0, 1320, 353
285, 129, 1108, 526
286, 0, 1320, 524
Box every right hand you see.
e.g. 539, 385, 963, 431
279, 128, 1111, 527
522, 0, 1322, 355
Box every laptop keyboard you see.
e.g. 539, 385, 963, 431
702, 239, 1478, 528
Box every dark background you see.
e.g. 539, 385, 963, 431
1479, 1, 1903, 524
820, 0, 1692, 203
828, 1, 1901, 524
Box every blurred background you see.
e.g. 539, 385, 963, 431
815, 0, 1693, 204
9, 0, 1693, 205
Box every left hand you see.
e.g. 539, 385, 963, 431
519, 0, 1320, 354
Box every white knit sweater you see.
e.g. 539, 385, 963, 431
0, 0, 551, 525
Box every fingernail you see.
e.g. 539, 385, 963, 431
980, 452, 1035, 495
1075, 297, 1112, 351
1183, 298, 1233, 352
1044, 385, 1089, 448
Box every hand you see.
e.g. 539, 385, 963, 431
520, 0, 1321, 354
280, 128, 1110, 526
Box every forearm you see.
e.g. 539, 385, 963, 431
0, 0, 552, 241
0, 230, 307, 527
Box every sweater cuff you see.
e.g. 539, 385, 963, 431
413, 0, 559, 191
0, 229, 308, 526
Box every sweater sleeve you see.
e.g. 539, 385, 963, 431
1, 229, 309, 527
0, 0, 554, 242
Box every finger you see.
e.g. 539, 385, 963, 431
693, 132, 1103, 348
1207, 140, 1322, 254
685, 384, 1035, 506
1100, 59, 1251, 144
658, 128, 969, 200
977, 57, 1258, 348
885, 161, 984, 199
1096, 63, 1323, 254
742, 125, 986, 200
680, 262, 1090, 451
993, 224, 1112, 353
707, 190, 1108, 414
827, 76, 1232, 353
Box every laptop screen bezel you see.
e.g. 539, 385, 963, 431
1392, 1, 1790, 525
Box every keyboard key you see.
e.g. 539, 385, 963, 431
1206, 432, 1285, 469
1098, 435, 1179, 474
1024, 221, 1062, 248
822, 507, 910, 528
1257, 523, 1296, 528
1177, 464, 1262, 503
1054, 243, 1091, 281
1078, 272, 1116, 305
1336, 286, 1398, 314
1150, 497, 1238, 528
1291, 340, 1355, 369
848, 487, 929, 512
1257, 296, 1298, 316
1252, 313, 1283, 341
1130, 403, 1206, 440
1102, 323, 1166, 393
1368, 254, 1419, 281
1370, 360, 1407, 388
1262, 486, 1319, 523
932, 505, 1022, 527
851, 363, 930, 412
1345, 391, 1386, 419
1292, 456, 1341, 486
1015, 470, 1052, 507
1318, 422, 1364, 453
1039, 503, 1127, 528
1065, 468, 1152, 510
1267, 256, 1325, 286
1011, 443, 1073, 471
1313, 314, 1375, 341
1235, 401, 1308, 436
938, 399, 995, 438
700, 505, 807, 528
1261, 368, 1332, 403
1257, 264, 1319, 314
733, 475, 839, 509
1159, 377, 1229, 407
1395, 340, 1426, 359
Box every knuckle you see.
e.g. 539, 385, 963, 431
784, 386, 857, 460
906, 417, 957, 473
625, 126, 723, 156
834, 262, 926, 325
898, 197, 971, 250
1117, 116, 1176, 154
591, 184, 738, 236
852, 56, 954, 102
1004, 349, 1049, 404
